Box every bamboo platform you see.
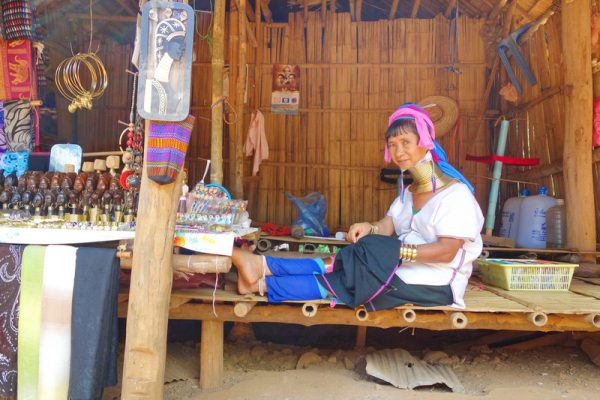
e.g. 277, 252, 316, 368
117, 277, 600, 389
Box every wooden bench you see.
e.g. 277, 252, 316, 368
117, 278, 600, 389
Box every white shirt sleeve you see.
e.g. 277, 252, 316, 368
432, 185, 484, 241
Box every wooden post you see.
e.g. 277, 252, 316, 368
200, 320, 224, 389
228, 2, 239, 194
121, 127, 184, 399
231, 0, 247, 199
210, 0, 226, 185
561, 0, 596, 259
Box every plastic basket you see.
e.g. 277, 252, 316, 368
474, 258, 578, 291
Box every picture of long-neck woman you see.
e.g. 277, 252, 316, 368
144, 16, 187, 116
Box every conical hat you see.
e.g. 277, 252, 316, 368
418, 96, 459, 138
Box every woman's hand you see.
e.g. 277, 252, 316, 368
346, 222, 374, 243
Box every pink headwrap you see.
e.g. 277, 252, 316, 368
384, 104, 436, 163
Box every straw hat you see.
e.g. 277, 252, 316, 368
418, 96, 459, 138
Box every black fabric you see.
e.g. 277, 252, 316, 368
316, 235, 453, 311
316, 234, 401, 308
69, 248, 119, 400
0, 244, 24, 397
365, 275, 453, 311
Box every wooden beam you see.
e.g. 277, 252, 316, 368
561, 0, 596, 257
321, 0, 327, 24
444, 0, 457, 18
389, 0, 399, 20
254, 0, 263, 110
488, 0, 508, 20
411, 0, 421, 18
356, 0, 363, 21
121, 134, 184, 398
200, 321, 224, 389
210, 0, 226, 185
120, 303, 600, 332
261, 0, 273, 23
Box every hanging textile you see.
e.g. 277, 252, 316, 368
2, 100, 33, 151
69, 248, 119, 400
0, 39, 37, 101
38, 245, 77, 400
17, 245, 45, 400
244, 109, 269, 176
0, 244, 24, 398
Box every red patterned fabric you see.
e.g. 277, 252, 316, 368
0, 39, 37, 101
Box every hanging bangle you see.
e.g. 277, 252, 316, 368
370, 224, 379, 235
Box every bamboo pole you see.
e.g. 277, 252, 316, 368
210, 0, 226, 185
232, 0, 247, 199
561, 0, 596, 259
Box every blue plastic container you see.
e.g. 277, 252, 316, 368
515, 186, 557, 248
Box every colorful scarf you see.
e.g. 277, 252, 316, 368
0, 39, 36, 101
0, 244, 24, 397
385, 103, 474, 192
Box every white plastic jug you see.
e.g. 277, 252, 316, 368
546, 199, 566, 248
498, 188, 530, 241
515, 186, 557, 248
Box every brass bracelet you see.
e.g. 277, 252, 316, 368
399, 244, 418, 262
370, 223, 379, 235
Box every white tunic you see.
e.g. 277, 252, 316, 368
386, 182, 484, 308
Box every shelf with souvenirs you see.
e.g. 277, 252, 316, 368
173, 168, 257, 256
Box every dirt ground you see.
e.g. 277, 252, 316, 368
105, 327, 600, 400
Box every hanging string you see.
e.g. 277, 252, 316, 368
446, 0, 460, 74
88, 0, 94, 53
193, 0, 214, 47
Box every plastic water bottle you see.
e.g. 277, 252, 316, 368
546, 199, 566, 248
515, 186, 557, 248
498, 188, 530, 241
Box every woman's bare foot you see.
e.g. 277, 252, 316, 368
232, 248, 270, 294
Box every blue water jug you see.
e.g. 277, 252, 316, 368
498, 188, 530, 241
515, 186, 557, 248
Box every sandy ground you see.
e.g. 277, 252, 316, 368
105, 330, 600, 400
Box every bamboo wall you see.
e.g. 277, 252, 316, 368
52, 12, 490, 232
244, 12, 489, 230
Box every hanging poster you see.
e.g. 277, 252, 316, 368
137, 1, 194, 122
271, 64, 300, 115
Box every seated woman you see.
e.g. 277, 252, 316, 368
233, 103, 483, 310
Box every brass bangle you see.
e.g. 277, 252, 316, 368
399, 244, 418, 262
370, 223, 379, 235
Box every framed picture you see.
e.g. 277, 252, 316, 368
137, 1, 194, 121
